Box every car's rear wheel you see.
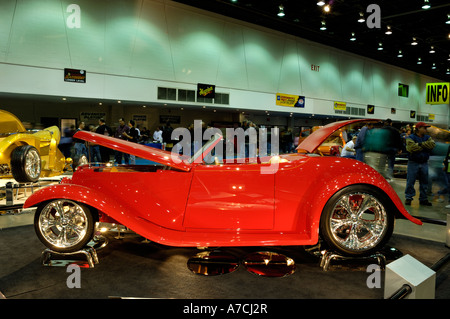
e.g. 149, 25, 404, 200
319, 185, 394, 257
34, 199, 95, 253
10, 145, 41, 183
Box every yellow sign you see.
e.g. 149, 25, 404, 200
426, 83, 450, 105
276, 93, 305, 107
333, 101, 346, 111
428, 114, 435, 120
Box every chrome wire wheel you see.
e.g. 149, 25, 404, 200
36, 200, 94, 252
320, 186, 394, 256
24, 147, 41, 180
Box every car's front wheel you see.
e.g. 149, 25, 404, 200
34, 199, 95, 253
10, 145, 41, 183
319, 185, 394, 257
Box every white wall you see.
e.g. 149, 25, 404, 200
0, 0, 447, 125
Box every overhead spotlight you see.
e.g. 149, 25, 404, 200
417, 57, 422, 64
385, 25, 392, 35
446, 14, 450, 24
448, 54, 450, 61
323, 4, 330, 12
320, 20, 327, 30
316, 1, 325, 6
377, 42, 383, 51
422, 0, 431, 9
350, 32, 356, 41
358, 12, 365, 23
429, 46, 435, 53
431, 63, 436, 70
446, 68, 450, 75
397, 50, 403, 58
277, 5, 285, 17
411, 37, 418, 45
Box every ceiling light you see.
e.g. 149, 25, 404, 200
422, 0, 431, 10
411, 37, 418, 45
397, 50, 403, 58
350, 32, 356, 41
429, 46, 435, 53
446, 68, 450, 75
277, 5, 285, 17
316, 1, 325, 6
385, 26, 392, 35
320, 20, 327, 30
446, 14, 450, 24
431, 63, 436, 70
358, 12, 365, 23
377, 42, 383, 51
323, 4, 330, 12
417, 57, 422, 64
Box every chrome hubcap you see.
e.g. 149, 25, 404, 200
329, 193, 387, 252
25, 149, 41, 179
38, 200, 89, 249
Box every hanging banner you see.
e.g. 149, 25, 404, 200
197, 83, 215, 99
426, 82, 449, 105
333, 101, 347, 111
276, 93, 305, 107
64, 68, 86, 83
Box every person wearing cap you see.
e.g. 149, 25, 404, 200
404, 122, 435, 206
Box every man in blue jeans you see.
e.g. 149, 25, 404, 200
404, 122, 435, 206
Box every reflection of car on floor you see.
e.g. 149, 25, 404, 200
25, 119, 422, 257
0, 110, 68, 183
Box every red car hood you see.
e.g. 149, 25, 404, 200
297, 118, 380, 153
73, 130, 192, 171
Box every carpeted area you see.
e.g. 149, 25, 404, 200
0, 224, 449, 299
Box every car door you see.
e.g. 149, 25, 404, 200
183, 162, 275, 230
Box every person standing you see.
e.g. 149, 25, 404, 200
122, 120, 140, 164
354, 122, 374, 162
73, 121, 88, 158
404, 122, 435, 206
114, 118, 130, 164
95, 118, 113, 162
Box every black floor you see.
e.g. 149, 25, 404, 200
0, 224, 449, 300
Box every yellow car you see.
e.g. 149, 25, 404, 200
0, 110, 67, 183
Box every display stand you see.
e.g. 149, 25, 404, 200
40, 235, 107, 268
41, 247, 99, 268
320, 250, 386, 271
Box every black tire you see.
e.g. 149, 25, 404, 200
319, 185, 394, 257
10, 145, 41, 183
34, 199, 95, 253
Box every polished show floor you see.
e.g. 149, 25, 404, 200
0, 177, 449, 300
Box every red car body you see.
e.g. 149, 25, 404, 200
24, 119, 421, 255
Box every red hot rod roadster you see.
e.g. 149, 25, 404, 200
24, 119, 421, 257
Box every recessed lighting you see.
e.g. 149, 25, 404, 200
320, 20, 327, 30
429, 46, 435, 53
385, 26, 392, 35
358, 12, 365, 23
432, 63, 437, 70
317, 1, 325, 6
411, 37, 418, 45
446, 14, 450, 24
350, 32, 356, 41
397, 50, 403, 58
422, 0, 430, 10
277, 5, 285, 17
417, 57, 422, 64
377, 42, 383, 50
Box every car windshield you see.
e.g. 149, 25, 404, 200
188, 133, 222, 164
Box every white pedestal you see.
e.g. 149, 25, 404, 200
384, 254, 436, 299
